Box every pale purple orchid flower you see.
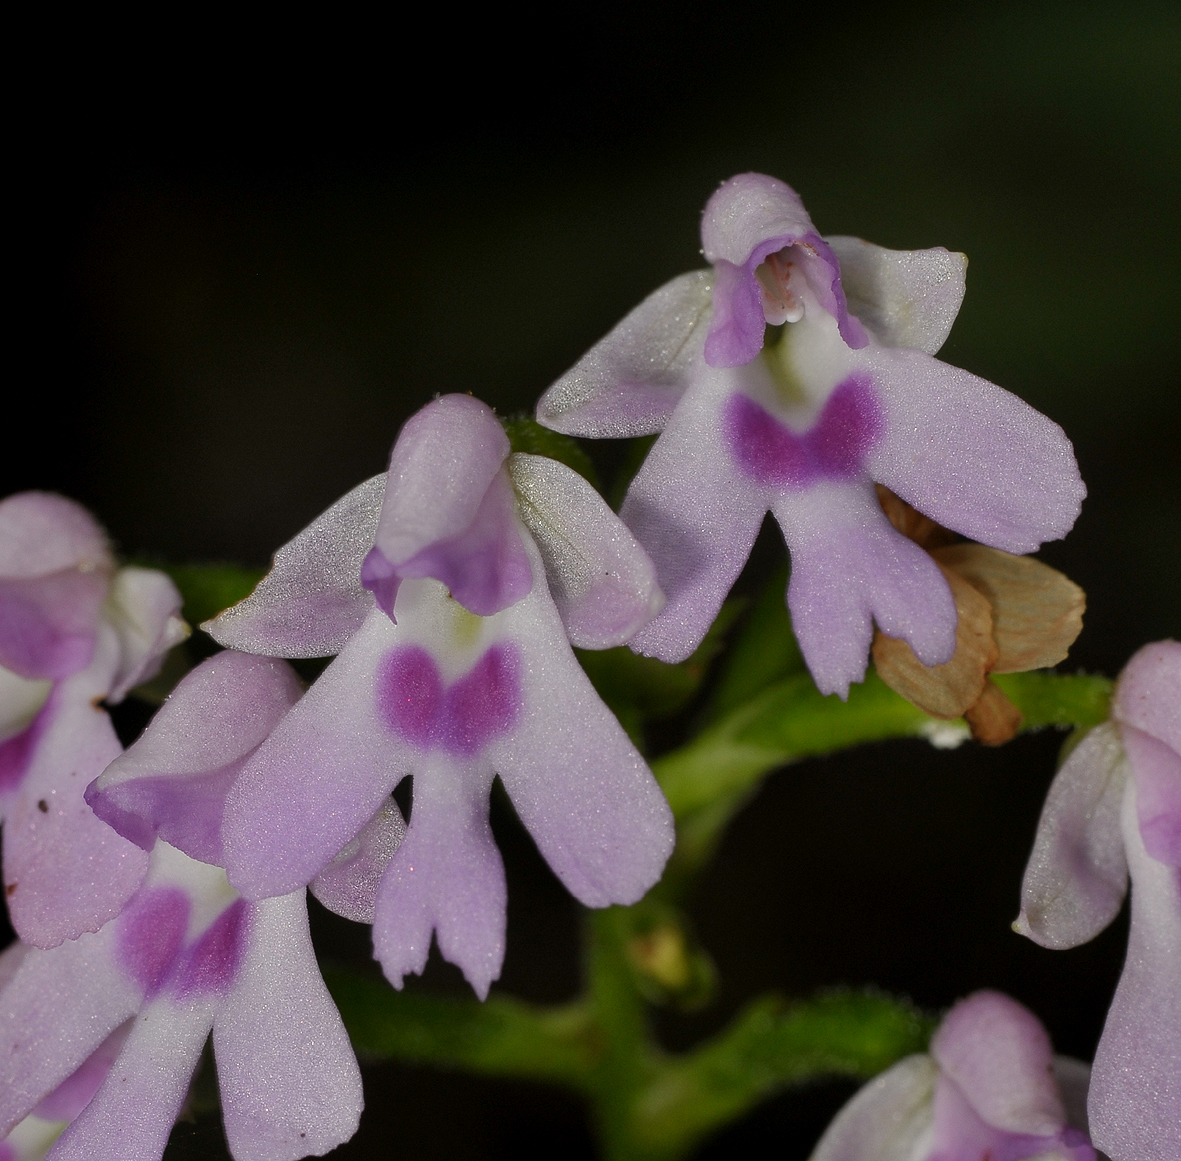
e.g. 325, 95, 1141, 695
535, 173, 1085, 698
1016, 640, 1180, 1161
198, 394, 673, 998
0, 839, 363, 1161
0, 493, 188, 948
808, 991, 1095, 1161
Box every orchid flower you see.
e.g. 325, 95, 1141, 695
198, 394, 673, 998
4, 650, 362, 1160
0, 493, 188, 947
809, 990, 1095, 1161
535, 173, 1085, 698
1016, 640, 1180, 1161
0, 838, 362, 1161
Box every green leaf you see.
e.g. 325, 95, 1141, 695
503, 415, 600, 490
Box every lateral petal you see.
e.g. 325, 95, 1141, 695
1122, 725, 1181, 866
204, 475, 385, 658
1016, 722, 1129, 949
214, 891, 363, 1161
863, 347, 1085, 553
826, 236, 966, 355
807, 1054, 937, 1161
535, 271, 711, 438
509, 453, 663, 648
102, 568, 188, 703
623, 374, 769, 664
311, 798, 406, 924
88, 653, 303, 865
222, 609, 413, 899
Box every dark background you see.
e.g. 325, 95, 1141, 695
8, 1, 1180, 1156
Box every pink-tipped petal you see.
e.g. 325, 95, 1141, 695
929, 1069, 1094, 1161
381, 467, 532, 618
535, 271, 711, 438
0, 495, 111, 580
1113, 639, 1181, 756
205, 475, 385, 658
1088, 778, 1181, 1161
103, 568, 187, 703
372, 758, 505, 999
214, 891, 363, 1161
704, 258, 770, 367
864, 347, 1085, 553
88, 653, 304, 865
0, 494, 113, 682
0, 926, 139, 1133
486, 556, 674, 907
509, 453, 664, 649
360, 395, 531, 618
3, 652, 149, 948
1015, 722, 1130, 949
931, 990, 1066, 1136
1122, 725, 1181, 866
311, 798, 407, 924
46, 997, 215, 1161
701, 174, 866, 361
222, 610, 413, 899
825, 236, 967, 356
775, 482, 956, 699
0, 571, 109, 682
623, 372, 770, 664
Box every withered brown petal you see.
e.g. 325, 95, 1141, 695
964, 679, 1024, 745
872, 565, 997, 718
874, 484, 956, 550
932, 543, 1085, 673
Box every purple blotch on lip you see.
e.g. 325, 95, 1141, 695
116, 885, 190, 995
171, 898, 249, 998
377, 643, 521, 756
725, 375, 883, 488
